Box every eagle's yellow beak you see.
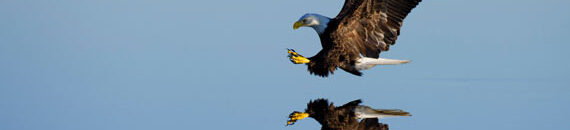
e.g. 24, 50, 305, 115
293, 21, 304, 30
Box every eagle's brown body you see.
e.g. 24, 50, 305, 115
305, 0, 422, 77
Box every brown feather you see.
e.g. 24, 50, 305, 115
307, 0, 422, 77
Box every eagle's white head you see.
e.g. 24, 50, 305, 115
293, 13, 331, 34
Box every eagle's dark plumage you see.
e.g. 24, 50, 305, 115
292, 99, 389, 130
297, 0, 422, 77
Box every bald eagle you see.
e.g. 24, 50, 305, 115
288, 0, 422, 77
286, 99, 411, 130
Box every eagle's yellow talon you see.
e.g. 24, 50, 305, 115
290, 56, 310, 64
287, 49, 310, 64
287, 49, 298, 55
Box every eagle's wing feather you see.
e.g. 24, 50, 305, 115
331, 0, 422, 58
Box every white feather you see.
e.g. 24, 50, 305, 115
299, 14, 330, 34
354, 57, 410, 70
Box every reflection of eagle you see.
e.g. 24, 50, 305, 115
288, 0, 423, 77
286, 99, 411, 130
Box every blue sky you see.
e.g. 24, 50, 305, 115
1, 0, 569, 130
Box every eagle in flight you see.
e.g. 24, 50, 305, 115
288, 0, 422, 77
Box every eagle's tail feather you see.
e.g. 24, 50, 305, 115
375, 58, 411, 65
355, 57, 410, 70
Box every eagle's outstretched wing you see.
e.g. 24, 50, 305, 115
331, 0, 422, 58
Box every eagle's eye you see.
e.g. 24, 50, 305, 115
302, 19, 308, 23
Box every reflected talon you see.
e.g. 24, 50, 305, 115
286, 111, 309, 126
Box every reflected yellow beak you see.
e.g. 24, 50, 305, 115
293, 21, 304, 30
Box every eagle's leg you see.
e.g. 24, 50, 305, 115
287, 49, 310, 64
